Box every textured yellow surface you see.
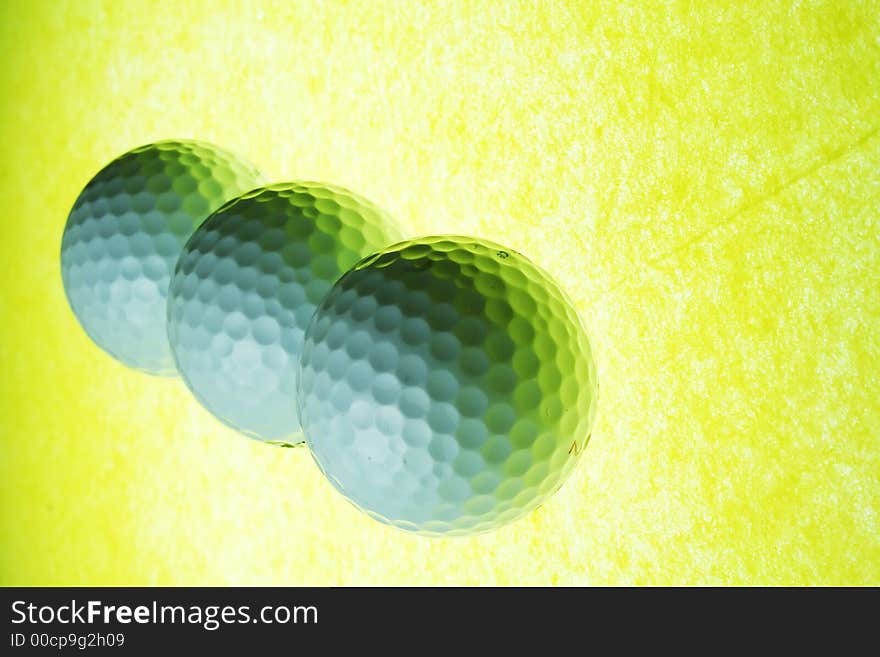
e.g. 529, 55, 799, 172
1, 0, 878, 585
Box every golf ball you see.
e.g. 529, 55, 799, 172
299, 236, 598, 535
60, 140, 263, 375
167, 183, 404, 445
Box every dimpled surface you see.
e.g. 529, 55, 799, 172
60, 140, 263, 375
168, 183, 404, 444
300, 236, 598, 535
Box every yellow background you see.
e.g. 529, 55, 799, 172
1, 0, 878, 585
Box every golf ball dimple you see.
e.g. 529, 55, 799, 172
299, 236, 598, 536
60, 140, 263, 375
167, 182, 404, 445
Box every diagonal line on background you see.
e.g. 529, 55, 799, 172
589, 123, 880, 305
